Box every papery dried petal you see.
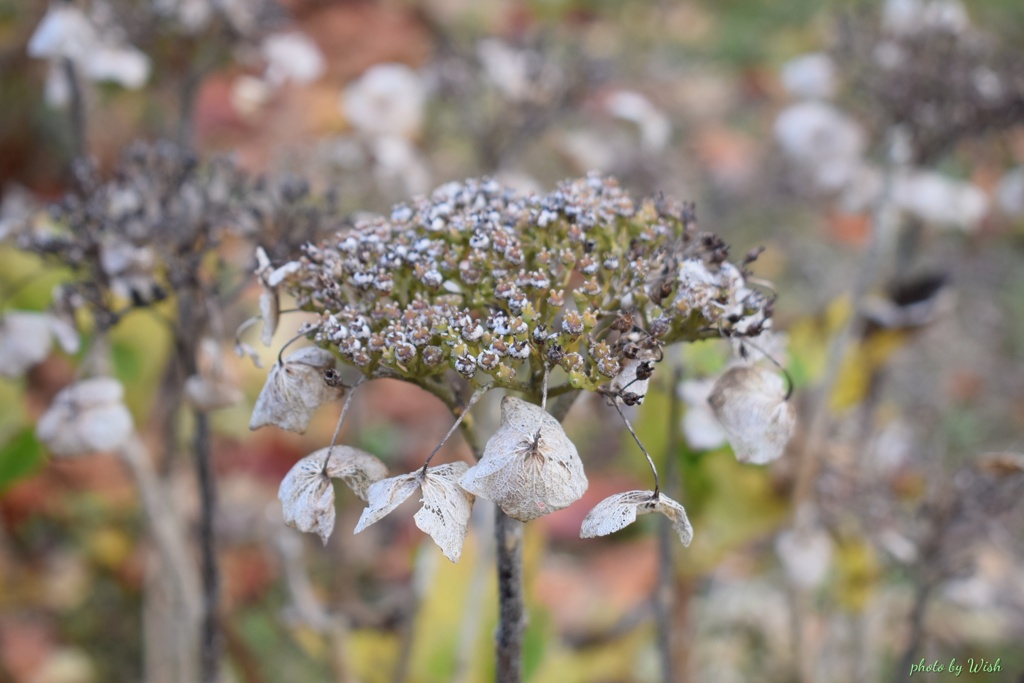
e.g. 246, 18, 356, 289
353, 471, 422, 533
580, 490, 693, 546
279, 446, 388, 544
250, 347, 343, 433
414, 462, 474, 562
459, 396, 587, 522
708, 365, 795, 465
36, 377, 134, 457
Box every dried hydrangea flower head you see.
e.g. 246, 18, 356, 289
460, 396, 587, 522
36, 377, 134, 457
273, 174, 772, 391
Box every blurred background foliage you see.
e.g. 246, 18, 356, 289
1, 0, 1024, 682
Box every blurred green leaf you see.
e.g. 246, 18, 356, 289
0, 427, 44, 493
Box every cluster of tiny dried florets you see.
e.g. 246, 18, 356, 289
274, 174, 773, 399
11, 140, 336, 333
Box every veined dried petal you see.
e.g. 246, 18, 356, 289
459, 397, 587, 522
36, 377, 134, 457
279, 446, 388, 545
355, 462, 475, 562
708, 365, 795, 464
580, 490, 693, 546
250, 347, 343, 433
412, 462, 474, 562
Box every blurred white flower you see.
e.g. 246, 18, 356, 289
708, 365, 795, 464
0, 184, 40, 240
184, 338, 243, 411
883, 0, 969, 35
371, 136, 431, 196
996, 167, 1024, 217
477, 38, 533, 102
893, 170, 988, 230
28, 2, 151, 101
231, 75, 271, 119
776, 525, 833, 589
0, 311, 79, 377
604, 90, 672, 154
342, 63, 427, 140
37, 377, 134, 457
262, 32, 325, 87
678, 378, 728, 451
780, 53, 836, 100
774, 101, 866, 192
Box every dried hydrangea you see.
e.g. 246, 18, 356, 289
274, 174, 773, 392
36, 377, 134, 457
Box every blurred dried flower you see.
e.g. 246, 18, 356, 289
708, 365, 795, 464
780, 53, 837, 100
678, 378, 728, 451
341, 63, 427, 140
36, 377, 134, 457
775, 526, 834, 589
279, 447, 388, 544
355, 462, 475, 562
261, 32, 324, 86
460, 397, 587, 522
184, 338, 243, 411
250, 347, 343, 432
0, 311, 77, 377
580, 490, 694, 546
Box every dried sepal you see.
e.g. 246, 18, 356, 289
412, 462, 474, 562
279, 446, 388, 545
459, 396, 587, 522
708, 365, 795, 465
255, 246, 301, 346
36, 377, 134, 457
580, 490, 693, 546
355, 462, 475, 562
250, 346, 343, 433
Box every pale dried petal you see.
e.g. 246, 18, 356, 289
708, 365, 796, 464
414, 462, 474, 562
259, 289, 278, 347
580, 490, 693, 546
279, 446, 388, 544
0, 312, 55, 377
679, 378, 728, 451
459, 396, 587, 522
353, 471, 422, 533
249, 347, 343, 433
36, 378, 134, 457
